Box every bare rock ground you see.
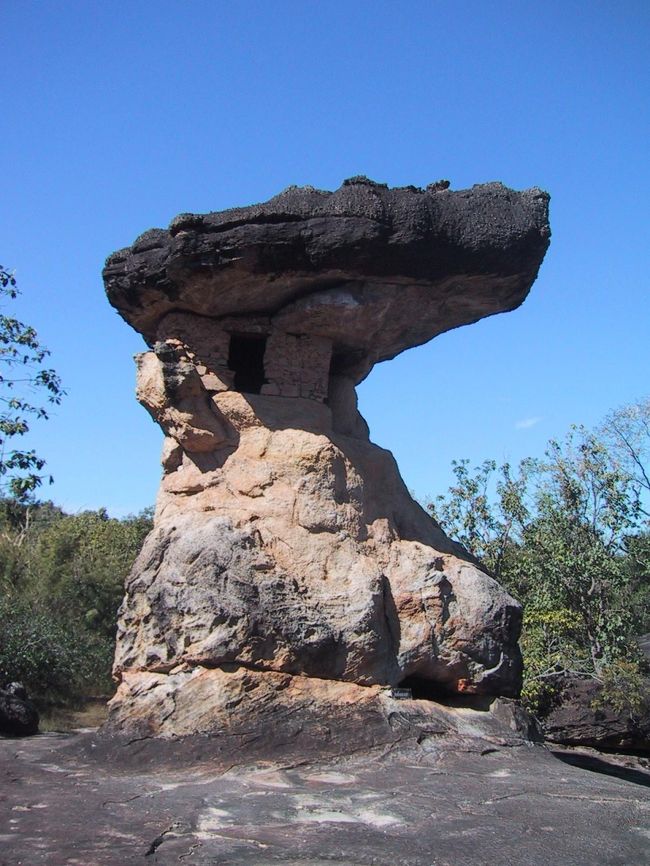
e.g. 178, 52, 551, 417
2, 702, 649, 866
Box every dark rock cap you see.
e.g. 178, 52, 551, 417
104, 177, 550, 380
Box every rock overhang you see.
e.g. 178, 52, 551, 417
101, 175, 550, 729
104, 177, 550, 383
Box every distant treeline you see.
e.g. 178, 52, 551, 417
0, 502, 152, 707
429, 397, 650, 714
1, 398, 648, 719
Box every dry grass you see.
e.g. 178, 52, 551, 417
39, 698, 110, 732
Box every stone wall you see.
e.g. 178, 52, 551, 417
154, 310, 332, 403
262, 332, 332, 400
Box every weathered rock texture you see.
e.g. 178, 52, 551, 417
538, 674, 650, 752
6, 723, 650, 866
104, 177, 550, 738
0, 682, 39, 737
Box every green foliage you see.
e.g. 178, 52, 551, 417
428, 399, 650, 713
21, 505, 154, 636
519, 604, 587, 713
428, 457, 531, 584
517, 427, 640, 669
0, 501, 152, 705
594, 657, 650, 719
624, 531, 650, 633
0, 265, 64, 500
0, 596, 114, 704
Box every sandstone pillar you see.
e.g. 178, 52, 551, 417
103, 177, 550, 739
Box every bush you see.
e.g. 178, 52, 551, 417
594, 657, 650, 720
0, 501, 152, 708
0, 597, 114, 706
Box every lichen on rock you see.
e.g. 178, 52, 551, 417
104, 177, 550, 738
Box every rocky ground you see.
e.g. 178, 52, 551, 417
2, 703, 649, 866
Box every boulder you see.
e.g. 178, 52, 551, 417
0, 682, 39, 737
103, 177, 550, 739
539, 674, 650, 752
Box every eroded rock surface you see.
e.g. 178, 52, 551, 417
104, 177, 550, 739
105, 176, 550, 381
539, 674, 650, 752
0, 682, 39, 737
3, 724, 650, 866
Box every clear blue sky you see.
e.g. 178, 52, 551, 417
2, 1, 649, 515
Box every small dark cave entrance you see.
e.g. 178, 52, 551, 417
398, 675, 451, 702
397, 675, 493, 710
228, 334, 268, 394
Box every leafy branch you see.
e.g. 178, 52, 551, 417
0, 265, 65, 500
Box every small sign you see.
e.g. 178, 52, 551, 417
390, 687, 413, 700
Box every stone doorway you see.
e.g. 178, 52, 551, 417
228, 334, 267, 394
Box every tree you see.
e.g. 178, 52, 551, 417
428, 407, 649, 710
427, 457, 531, 585
0, 265, 64, 499
516, 427, 642, 672
600, 397, 650, 517
0, 501, 153, 704
624, 530, 650, 634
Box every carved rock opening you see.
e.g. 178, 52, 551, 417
228, 333, 268, 394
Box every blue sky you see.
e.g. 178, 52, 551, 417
2, 1, 649, 515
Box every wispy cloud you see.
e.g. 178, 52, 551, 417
515, 416, 542, 430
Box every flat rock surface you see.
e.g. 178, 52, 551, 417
2, 729, 649, 865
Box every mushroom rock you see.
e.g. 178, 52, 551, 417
103, 177, 550, 740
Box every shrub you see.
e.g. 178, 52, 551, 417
0, 597, 113, 705
594, 657, 650, 720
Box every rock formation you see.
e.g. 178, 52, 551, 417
103, 177, 550, 739
538, 673, 650, 753
0, 682, 39, 737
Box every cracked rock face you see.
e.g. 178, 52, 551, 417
104, 177, 550, 738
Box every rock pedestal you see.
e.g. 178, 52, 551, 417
103, 177, 550, 740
